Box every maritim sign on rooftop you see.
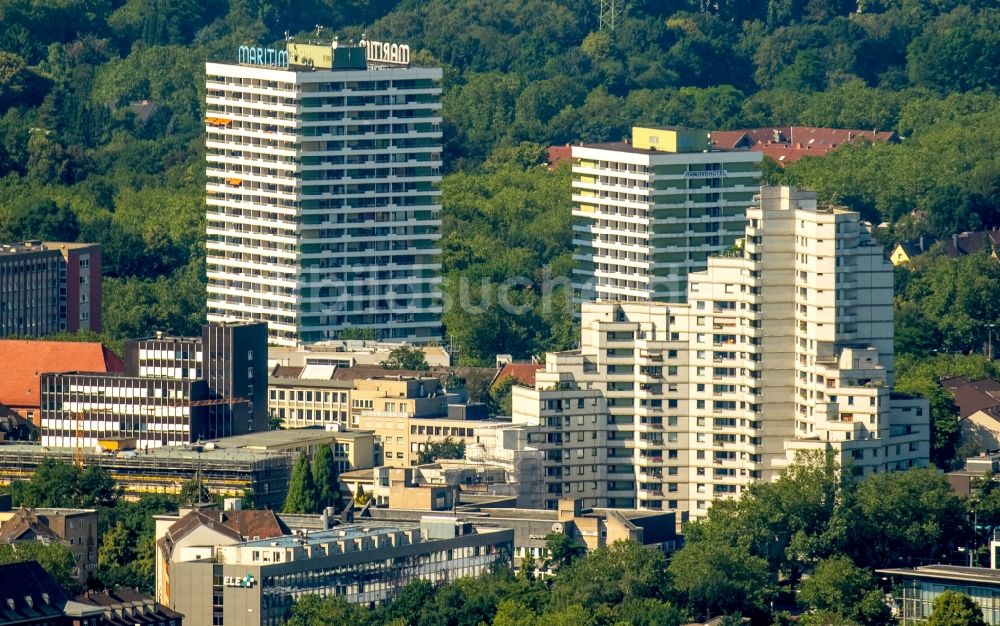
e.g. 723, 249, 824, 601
238, 45, 289, 68
359, 38, 410, 65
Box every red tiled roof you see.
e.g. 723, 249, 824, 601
547, 145, 573, 169
0, 340, 124, 410
710, 126, 898, 165
491, 363, 544, 389
214, 509, 288, 540
0, 508, 60, 543
939, 231, 1000, 258
708, 130, 753, 150
952, 378, 1000, 418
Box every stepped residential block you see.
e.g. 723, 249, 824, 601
515, 186, 929, 520
572, 126, 762, 305
205, 38, 442, 346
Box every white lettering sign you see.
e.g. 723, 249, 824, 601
238, 46, 288, 68
684, 169, 727, 178
224, 574, 257, 588
360, 39, 410, 65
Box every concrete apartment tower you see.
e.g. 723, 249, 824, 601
571, 126, 762, 304
513, 186, 929, 521
205, 38, 442, 346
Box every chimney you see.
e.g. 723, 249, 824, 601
848, 131, 853, 140
953, 233, 959, 254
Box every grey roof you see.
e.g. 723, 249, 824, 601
877, 564, 1000, 585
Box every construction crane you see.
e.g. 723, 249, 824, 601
74, 411, 84, 469
187, 397, 249, 407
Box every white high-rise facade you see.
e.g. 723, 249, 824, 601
513, 186, 929, 520
205, 40, 442, 346
572, 126, 762, 304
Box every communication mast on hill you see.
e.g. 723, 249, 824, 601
599, 0, 625, 31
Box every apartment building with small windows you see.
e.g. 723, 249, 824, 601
572, 127, 762, 305
0, 241, 101, 338
514, 186, 929, 519
205, 38, 443, 346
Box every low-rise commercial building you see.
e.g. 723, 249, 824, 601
268, 366, 352, 429
156, 511, 512, 626
878, 565, 1000, 625
0, 443, 293, 508
40, 322, 268, 449
207, 428, 375, 474
357, 497, 676, 570
269, 342, 451, 369
359, 413, 507, 467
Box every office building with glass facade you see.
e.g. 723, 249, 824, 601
158, 514, 512, 626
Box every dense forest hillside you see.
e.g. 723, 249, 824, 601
1, 1, 999, 392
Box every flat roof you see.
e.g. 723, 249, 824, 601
210, 428, 373, 449
576, 141, 755, 155
877, 565, 1000, 585
240, 522, 410, 548
0, 241, 97, 256
268, 377, 352, 389
0, 442, 287, 464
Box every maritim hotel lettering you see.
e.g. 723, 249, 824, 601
360, 38, 410, 65
238, 45, 289, 68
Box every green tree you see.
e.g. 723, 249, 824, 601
1, 195, 79, 242
927, 590, 988, 626
8, 459, 117, 508
846, 467, 968, 568
418, 437, 465, 464
354, 484, 369, 505
488, 377, 518, 417
283, 454, 319, 514
97, 494, 177, 593
907, 7, 1000, 93
312, 444, 343, 512
286, 593, 371, 626
668, 540, 776, 620
550, 541, 670, 610
544, 532, 586, 569
797, 556, 889, 626
178, 478, 210, 505
0, 541, 77, 590
382, 346, 429, 370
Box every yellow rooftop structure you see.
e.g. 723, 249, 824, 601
631, 126, 710, 153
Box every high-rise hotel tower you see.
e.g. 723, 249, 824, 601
205, 39, 442, 346
572, 126, 762, 305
